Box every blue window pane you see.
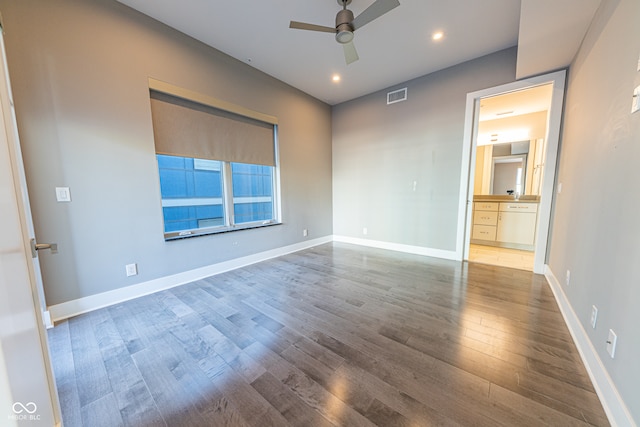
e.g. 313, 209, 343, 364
158, 154, 225, 233
231, 162, 274, 197
163, 206, 191, 222
231, 162, 274, 224
234, 202, 273, 224
263, 177, 272, 194
158, 169, 188, 198
193, 171, 221, 197
164, 221, 193, 233
195, 204, 223, 220
157, 154, 186, 169
232, 173, 252, 197
162, 204, 223, 233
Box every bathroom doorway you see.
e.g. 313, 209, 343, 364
456, 70, 566, 274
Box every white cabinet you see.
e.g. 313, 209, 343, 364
472, 201, 538, 249
472, 224, 497, 241
471, 202, 498, 242
475, 202, 499, 212
497, 203, 537, 246
473, 210, 498, 226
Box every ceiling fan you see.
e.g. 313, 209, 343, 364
289, 0, 400, 65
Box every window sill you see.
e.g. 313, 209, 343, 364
163, 221, 282, 241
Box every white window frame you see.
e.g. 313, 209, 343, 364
160, 155, 281, 240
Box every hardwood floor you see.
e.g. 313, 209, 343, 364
48, 242, 609, 426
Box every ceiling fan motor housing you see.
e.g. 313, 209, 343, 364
335, 9, 355, 43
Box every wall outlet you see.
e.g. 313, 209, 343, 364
557, 182, 563, 194
125, 263, 138, 277
362, 227, 368, 235
302, 228, 308, 237
606, 329, 617, 358
590, 305, 598, 329
565, 270, 571, 286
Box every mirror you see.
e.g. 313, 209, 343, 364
491, 154, 526, 196
474, 139, 545, 197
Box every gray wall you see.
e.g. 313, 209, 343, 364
548, 0, 640, 420
332, 48, 517, 251
0, 0, 333, 305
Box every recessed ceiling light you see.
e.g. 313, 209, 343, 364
332, 74, 341, 83
432, 31, 444, 41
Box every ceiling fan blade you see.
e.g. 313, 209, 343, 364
343, 41, 359, 65
351, 0, 400, 30
289, 21, 336, 33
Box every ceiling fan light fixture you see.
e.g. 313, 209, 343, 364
335, 8, 355, 44
336, 29, 354, 44
289, 0, 400, 64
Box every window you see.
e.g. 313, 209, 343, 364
149, 80, 280, 239
231, 162, 274, 224
157, 155, 276, 237
157, 156, 224, 233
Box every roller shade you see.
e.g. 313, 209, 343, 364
150, 90, 275, 166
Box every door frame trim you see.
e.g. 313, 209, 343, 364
455, 70, 567, 273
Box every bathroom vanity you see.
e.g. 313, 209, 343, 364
471, 195, 539, 250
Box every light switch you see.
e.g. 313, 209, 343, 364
632, 85, 640, 114
55, 187, 71, 202
607, 329, 617, 358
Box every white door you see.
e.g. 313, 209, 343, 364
0, 29, 61, 426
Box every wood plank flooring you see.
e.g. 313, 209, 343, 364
47, 242, 609, 426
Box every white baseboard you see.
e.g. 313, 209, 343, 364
48, 235, 332, 323
545, 266, 636, 427
333, 235, 459, 261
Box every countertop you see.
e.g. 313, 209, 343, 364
473, 195, 540, 203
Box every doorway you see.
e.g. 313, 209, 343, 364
455, 70, 566, 274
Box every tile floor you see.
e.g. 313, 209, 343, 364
468, 244, 535, 271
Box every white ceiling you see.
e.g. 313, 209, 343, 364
117, 0, 601, 105
479, 83, 553, 122
477, 84, 552, 145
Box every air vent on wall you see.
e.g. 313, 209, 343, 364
387, 87, 407, 105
